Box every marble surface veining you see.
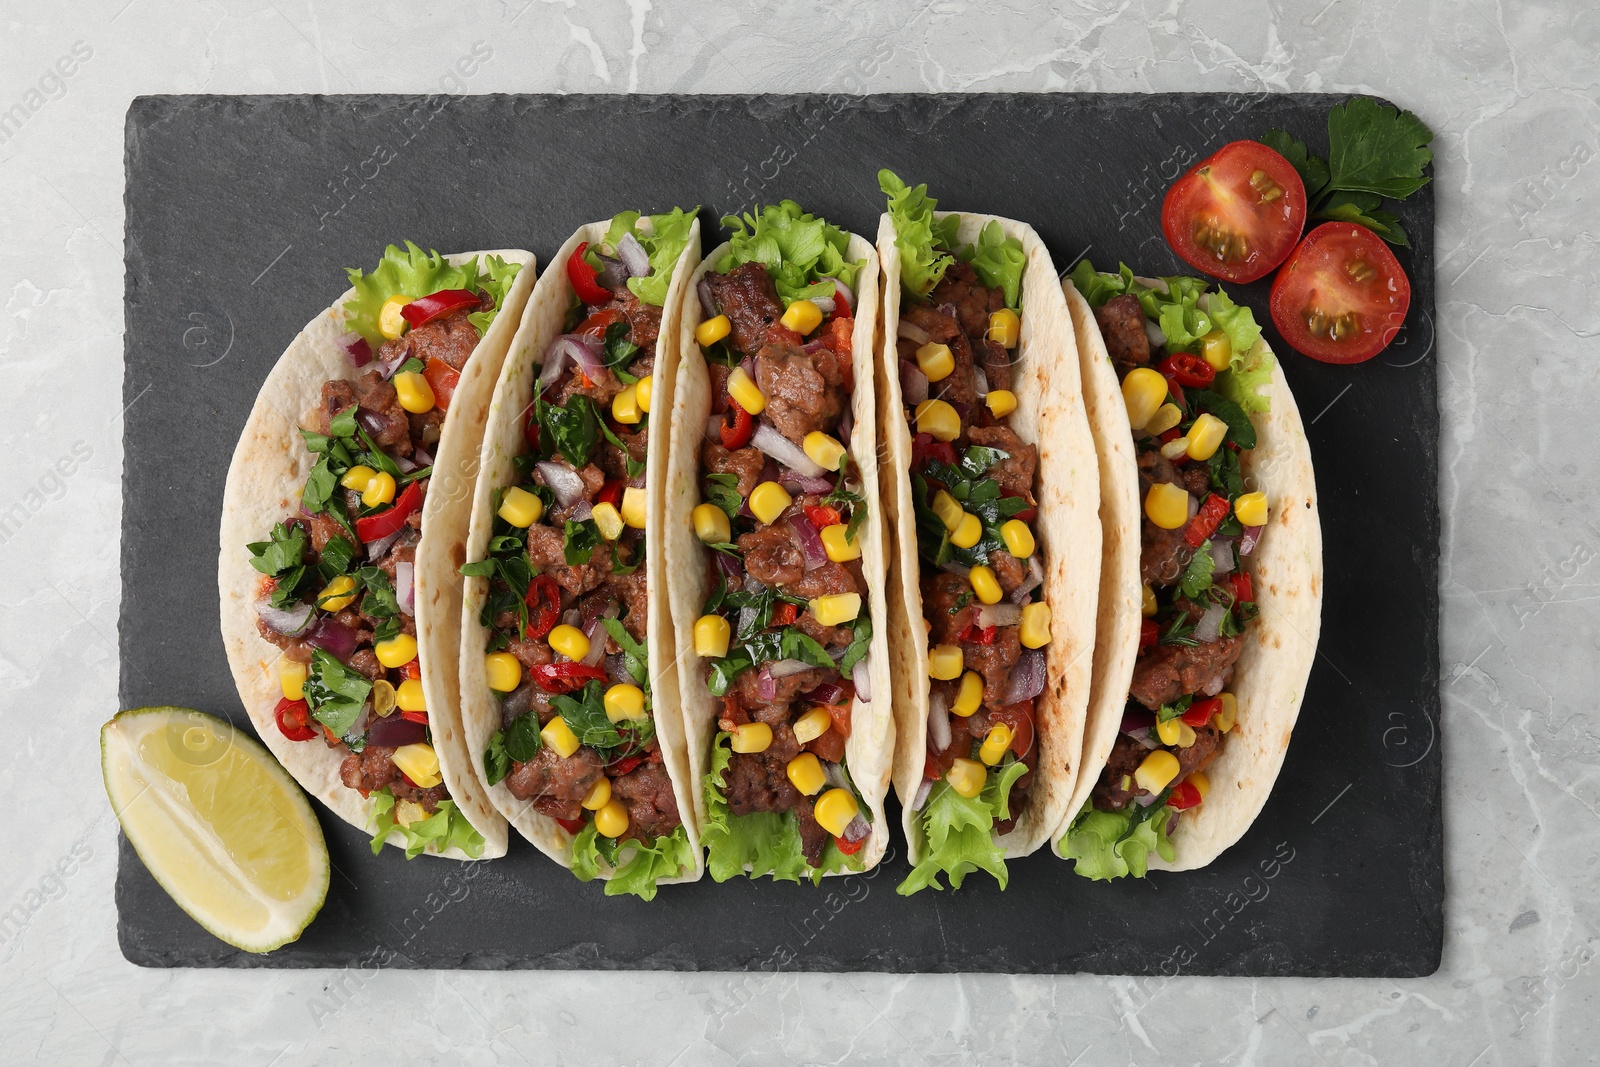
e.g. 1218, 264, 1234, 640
1, 1, 1594, 1063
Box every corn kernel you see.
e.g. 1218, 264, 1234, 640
793, 706, 834, 745
612, 384, 642, 425
362, 470, 396, 507
541, 716, 581, 759
1133, 750, 1180, 793
1188, 770, 1211, 799
1144, 482, 1190, 530
915, 399, 961, 442
1122, 367, 1168, 430
1199, 329, 1232, 372
986, 389, 1018, 418
635, 374, 653, 414
696, 314, 731, 347
810, 592, 862, 627
581, 776, 612, 811
951, 671, 983, 717
392, 742, 441, 788
1155, 717, 1197, 748
279, 659, 308, 700
916, 342, 955, 382
979, 723, 1013, 766
340, 465, 377, 491
497, 486, 544, 528
1234, 491, 1269, 527
781, 299, 824, 336
1143, 403, 1183, 436
395, 678, 426, 713
378, 294, 410, 340
820, 524, 860, 562
1141, 583, 1158, 617
548, 624, 590, 662
813, 788, 859, 836
604, 683, 646, 722
987, 308, 1021, 349
1214, 693, 1238, 733
730, 721, 772, 754
727, 366, 766, 415
375, 633, 419, 669
1000, 519, 1034, 558
931, 490, 964, 532
1186, 413, 1228, 462
1019, 602, 1052, 648
969, 565, 1003, 605
947, 757, 987, 798
694, 615, 731, 658
693, 502, 731, 544
620, 486, 647, 529
950, 512, 983, 549
371, 679, 396, 717
594, 798, 629, 838
484, 651, 522, 692
1160, 435, 1192, 461
592, 501, 625, 541
803, 431, 847, 472
786, 753, 826, 796
928, 644, 964, 680
318, 574, 358, 612
749, 481, 791, 525
393, 371, 435, 414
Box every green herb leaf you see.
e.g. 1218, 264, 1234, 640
504, 712, 543, 763
542, 395, 600, 468
484, 730, 511, 786
302, 649, 373, 737
1260, 128, 1331, 201
1325, 96, 1435, 200
702, 471, 742, 522
563, 519, 600, 566
1179, 541, 1216, 600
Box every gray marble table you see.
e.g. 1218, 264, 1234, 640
1, 1, 1590, 1063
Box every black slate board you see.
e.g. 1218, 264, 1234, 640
119, 93, 1441, 976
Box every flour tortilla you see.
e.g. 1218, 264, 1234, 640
1058, 277, 1323, 871
877, 213, 1101, 865
457, 220, 703, 882
219, 249, 535, 860
662, 235, 896, 875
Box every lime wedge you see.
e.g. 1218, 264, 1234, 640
101, 707, 329, 953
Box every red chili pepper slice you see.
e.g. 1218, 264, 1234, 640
1158, 352, 1216, 389
274, 697, 317, 742
1182, 697, 1222, 727
524, 574, 561, 640
1140, 619, 1159, 649
354, 479, 424, 545
720, 399, 754, 450
958, 624, 997, 646
804, 504, 843, 529
399, 710, 430, 725
531, 662, 608, 694
566, 242, 612, 306
1167, 781, 1203, 811
576, 307, 624, 339
608, 755, 645, 778
555, 816, 587, 834
833, 833, 865, 856
398, 658, 422, 681
595, 480, 625, 509
421, 356, 460, 412
771, 602, 798, 627
400, 288, 479, 329
1185, 492, 1231, 548
1159, 374, 1187, 411
1229, 572, 1254, 604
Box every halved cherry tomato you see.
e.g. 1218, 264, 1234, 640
805, 728, 846, 763
1270, 221, 1411, 364
911, 433, 957, 471
823, 699, 852, 739
1157, 352, 1215, 389
1185, 493, 1231, 548
720, 399, 754, 450
833, 833, 865, 856
987, 702, 1036, 759
400, 288, 479, 328
771, 602, 798, 627
805, 504, 842, 529
576, 307, 624, 339
1168, 780, 1203, 811
530, 662, 607, 694
823, 315, 853, 355
354, 479, 424, 544
399, 710, 430, 725
274, 697, 317, 742
1140, 619, 1159, 649
1162, 140, 1307, 284
524, 574, 561, 640
1182, 697, 1221, 727
1230, 572, 1254, 604
595, 480, 625, 509
422, 356, 460, 411
566, 242, 612, 306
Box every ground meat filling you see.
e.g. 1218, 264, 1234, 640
505, 747, 605, 820
706, 261, 786, 355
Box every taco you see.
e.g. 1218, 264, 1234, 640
219, 243, 534, 859
875, 173, 1102, 894
457, 211, 702, 899
662, 201, 894, 883
1056, 261, 1322, 878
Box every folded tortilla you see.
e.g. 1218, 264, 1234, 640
877, 213, 1102, 864
219, 249, 535, 860
1059, 278, 1323, 870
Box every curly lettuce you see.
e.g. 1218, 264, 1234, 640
570, 821, 694, 901
878, 169, 961, 298
343, 241, 523, 345
370, 789, 485, 860
469, 254, 523, 335
717, 200, 863, 306
1059, 800, 1177, 881
602, 207, 698, 307
962, 221, 1026, 310
897, 758, 1029, 895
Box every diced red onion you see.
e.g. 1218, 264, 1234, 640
254, 598, 315, 637
1211, 539, 1236, 575
842, 813, 870, 843
304, 617, 361, 662
1001, 649, 1046, 704
976, 603, 1022, 628
1144, 319, 1167, 349
570, 501, 594, 523
1008, 557, 1044, 604
1187, 494, 1199, 521
805, 681, 848, 705
937, 303, 958, 320
822, 276, 854, 312
1195, 603, 1227, 643
1239, 525, 1263, 557
1121, 707, 1156, 734
581, 608, 614, 666
376, 346, 409, 380
897, 319, 930, 345
791, 517, 827, 571
340, 332, 373, 368
366, 528, 403, 560
1128, 727, 1161, 751
811, 296, 837, 316
705, 415, 723, 441
412, 446, 434, 468
900, 360, 929, 406
392, 453, 417, 474
698, 278, 718, 318
604, 653, 630, 685
595, 254, 629, 291
751, 423, 825, 479
756, 664, 776, 702
714, 551, 744, 584
356, 410, 389, 437
851, 654, 871, 703
367, 716, 427, 747
535, 461, 587, 507
910, 778, 933, 812
927, 690, 951, 751
1202, 673, 1227, 697
779, 469, 834, 495
562, 608, 582, 628
823, 761, 851, 793
396, 562, 414, 616
974, 366, 989, 398
769, 658, 815, 679
740, 355, 755, 378
1134, 790, 1162, 808
539, 334, 602, 389
617, 232, 651, 278
501, 680, 536, 722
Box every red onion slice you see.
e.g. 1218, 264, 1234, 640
811, 296, 837, 316
617, 232, 651, 278
581, 608, 614, 667
340, 331, 373, 368
395, 561, 415, 616
927, 690, 951, 751
842, 812, 870, 843
595, 254, 629, 291
412, 446, 435, 468
822, 276, 854, 312
304, 617, 361, 662
1144, 318, 1167, 349
535, 461, 588, 508
751, 423, 825, 479
1239, 525, 1264, 557
756, 664, 777, 702
705, 415, 724, 441
768, 658, 816, 679
1001, 649, 1046, 704
1008, 557, 1044, 604
1210, 539, 1236, 575
698, 278, 719, 318
976, 603, 1022, 628
1201, 673, 1227, 697
366, 528, 403, 560
1134, 791, 1162, 808
501, 680, 536, 722
900, 360, 929, 407
805, 681, 848, 705
376, 346, 409, 381
714, 551, 744, 584
779, 469, 834, 495
1128, 727, 1161, 751
790, 516, 827, 571
255, 598, 315, 637
910, 778, 933, 812
851, 654, 872, 703
539, 334, 603, 389
367, 716, 427, 747
897, 319, 929, 345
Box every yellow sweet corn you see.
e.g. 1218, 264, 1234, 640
1186, 413, 1227, 462
1144, 482, 1190, 530
987, 308, 1020, 349
371, 679, 396, 717
730, 721, 772, 754
1155, 717, 1197, 748
548, 624, 590, 662
340, 465, 377, 491
1143, 403, 1183, 436
950, 512, 983, 549
1160, 436, 1193, 461
594, 799, 629, 838
1214, 693, 1238, 733
1141, 583, 1157, 617
378, 294, 410, 340
727, 366, 766, 414
395, 678, 426, 713
393, 371, 435, 414
362, 470, 396, 507
916, 342, 955, 382
810, 592, 861, 627
612, 384, 642, 425
604, 683, 646, 722
781, 299, 824, 335
928, 644, 964, 680
695, 615, 731, 658
1189, 770, 1211, 799
813, 788, 859, 836
951, 671, 983, 717
541, 716, 580, 759
1000, 519, 1034, 558
1133, 750, 1180, 793
581, 777, 612, 811
986, 389, 1018, 418
793, 707, 833, 745
947, 758, 987, 798
318, 574, 358, 612
786, 753, 826, 796
696, 314, 731, 347
1122, 367, 1168, 430
969, 565, 1002, 605
498, 486, 544, 528
931, 490, 963, 532
391, 742, 441, 788
1199, 329, 1232, 372
915, 399, 961, 442
821, 524, 860, 562
749, 481, 791, 525
979, 723, 1012, 766
279, 659, 308, 700
592, 502, 625, 541
620, 486, 647, 529
693, 502, 731, 544
375, 633, 418, 669
803, 431, 847, 471
1019, 602, 1052, 648
484, 651, 522, 692
1235, 491, 1268, 527
635, 374, 653, 414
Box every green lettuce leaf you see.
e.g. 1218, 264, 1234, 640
897, 758, 1029, 895
369, 790, 486, 860
717, 201, 863, 306
603, 207, 698, 307
468, 254, 523, 334
1216, 341, 1277, 415
878, 169, 960, 298
343, 242, 523, 346
569, 821, 693, 901
1059, 801, 1176, 881
701, 730, 809, 883
961, 221, 1025, 310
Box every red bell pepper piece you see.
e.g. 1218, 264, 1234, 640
1157, 352, 1216, 388
398, 658, 422, 681
1229, 572, 1254, 604
1159, 427, 1183, 445
524, 574, 561, 640
566, 242, 612, 306
555, 816, 587, 834
771, 602, 798, 627
608, 754, 645, 778
400, 288, 479, 329
958, 624, 997, 645
274, 697, 317, 742
1168, 781, 1203, 810
531, 662, 607, 694
576, 307, 624, 339
833, 833, 865, 856
720, 399, 754, 450
910, 432, 957, 472
1140, 619, 1159, 649
595, 480, 625, 509
804, 504, 843, 529
354, 479, 424, 544
399, 710, 430, 725
1182, 697, 1221, 727
823, 698, 853, 739
421, 356, 460, 412
805, 728, 846, 763
1185, 493, 1231, 548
